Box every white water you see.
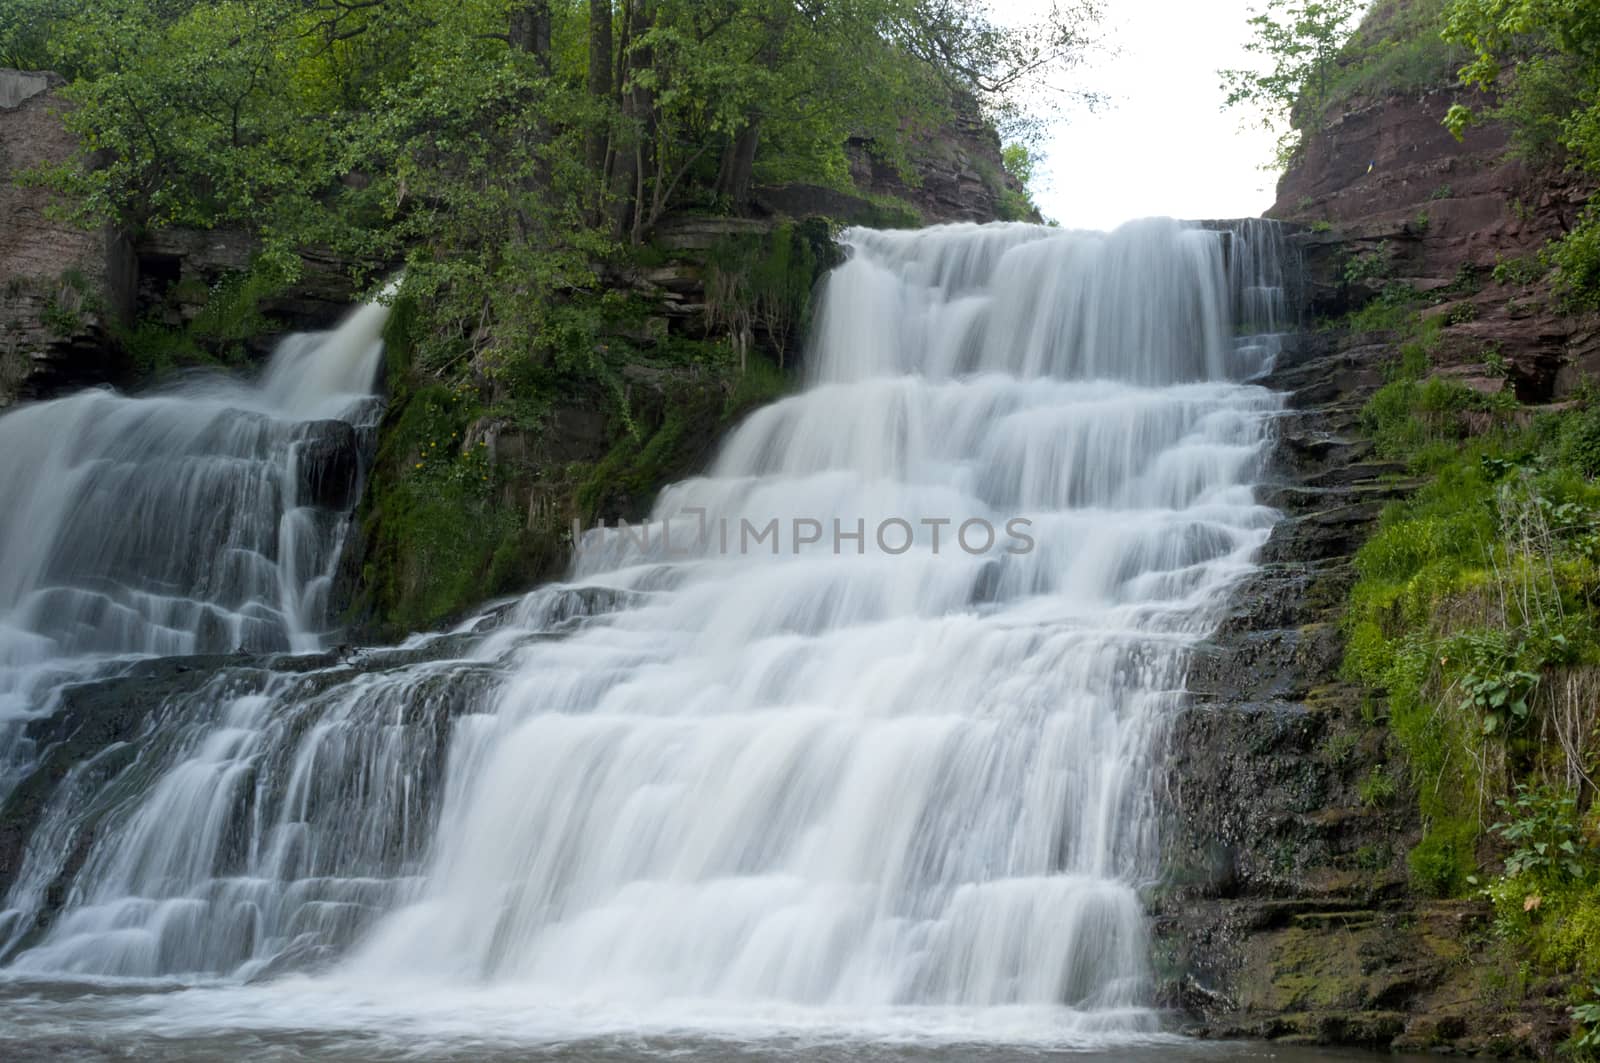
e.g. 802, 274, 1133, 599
0, 220, 1288, 1048
0, 298, 389, 717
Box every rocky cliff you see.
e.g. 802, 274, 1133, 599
1155, 56, 1600, 1058
1271, 82, 1600, 401
1156, 305, 1572, 1056
0, 70, 132, 408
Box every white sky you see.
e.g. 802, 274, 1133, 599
992, 0, 1283, 229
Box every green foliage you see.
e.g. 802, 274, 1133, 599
1575, 985, 1600, 1050
1444, 0, 1600, 305
996, 141, 1042, 221
859, 194, 925, 230
1550, 204, 1600, 309
1452, 630, 1548, 734
1345, 284, 1422, 331
1343, 241, 1395, 285
1001, 141, 1035, 186
1492, 785, 1594, 882
1440, 262, 1486, 300
724, 346, 793, 413
188, 258, 295, 352
1323, 0, 1468, 107
1358, 766, 1398, 806
1494, 251, 1548, 286
1343, 307, 1600, 911
705, 220, 835, 367
115, 320, 212, 377
360, 383, 516, 633
1409, 820, 1477, 896
1361, 372, 1509, 460
1220, 0, 1365, 166
1553, 403, 1600, 477
0, 0, 70, 69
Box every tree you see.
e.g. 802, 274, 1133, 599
1220, 0, 1364, 167
1443, 0, 1600, 304
23, 0, 1105, 382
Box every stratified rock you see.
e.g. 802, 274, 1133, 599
0, 69, 133, 407
1271, 85, 1600, 400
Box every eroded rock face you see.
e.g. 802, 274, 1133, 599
843, 99, 1035, 225
1155, 298, 1570, 1057
755, 95, 1034, 227
1157, 78, 1599, 1051
0, 70, 132, 408
1271, 87, 1600, 402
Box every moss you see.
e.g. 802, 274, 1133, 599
349, 222, 821, 635
357, 385, 508, 632
573, 356, 789, 525
704, 218, 841, 366
1345, 352, 1600, 904
858, 194, 923, 230
1408, 820, 1477, 897
115, 320, 216, 377
381, 292, 420, 392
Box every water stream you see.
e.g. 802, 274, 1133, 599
0, 220, 1346, 1058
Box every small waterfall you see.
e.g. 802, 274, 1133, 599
0, 222, 1287, 1045
0, 296, 388, 691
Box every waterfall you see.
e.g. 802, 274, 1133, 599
0, 296, 388, 706
0, 221, 1287, 1046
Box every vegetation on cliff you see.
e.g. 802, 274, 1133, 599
1220, 0, 1365, 167
1341, 304, 1600, 1046
1444, 0, 1600, 310
3, 0, 1090, 630
1233, 0, 1600, 309
1221, 0, 1469, 168
1237, 0, 1600, 1047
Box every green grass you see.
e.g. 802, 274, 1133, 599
1340, 293, 1600, 923
1320, 0, 1469, 116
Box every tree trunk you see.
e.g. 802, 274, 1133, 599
586, 1, 614, 223
712, 17, 782, 211
509, 1, 554, 243
587, 1, 612, 166
610, 0, 654, 241
714, 121, 762, 208
509, 2, 553, 70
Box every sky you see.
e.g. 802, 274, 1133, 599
991, 0, 1284, 230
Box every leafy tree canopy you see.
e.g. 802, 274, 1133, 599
4, 0, 1100, 371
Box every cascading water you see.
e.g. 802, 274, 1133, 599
0, 294, 390, 868
0, 298, 388, 700
0, 220, 1289, 1051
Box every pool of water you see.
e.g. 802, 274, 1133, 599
0, 977, 1424, 1063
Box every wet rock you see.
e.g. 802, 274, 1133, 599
293, 419, 361, 511
1159, 225, 1573, 1052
